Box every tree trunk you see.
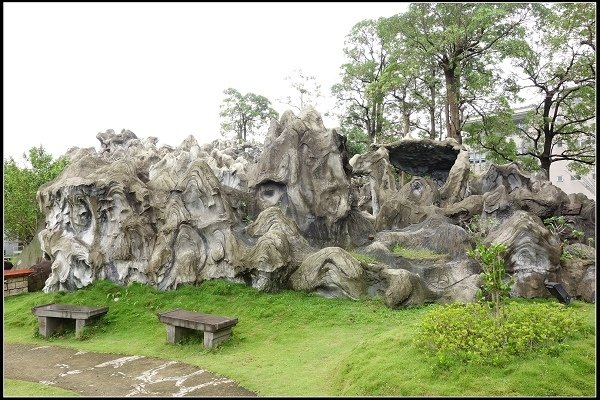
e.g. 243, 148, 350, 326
444, 66, 462, 144
539, 94, 554, 179
444, 97, 450, 139
367, 111, 375, 144
401, 88, 410, 137
429, 83, 436, 140
369, 103, 379, 144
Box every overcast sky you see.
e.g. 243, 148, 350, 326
3, 2, 410, 162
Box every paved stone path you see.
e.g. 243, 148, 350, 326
3, 344, 256, 397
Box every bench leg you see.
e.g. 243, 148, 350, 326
165, 324, 192, 344
203, 328, 232, 349
38, 316, 66, 338
75, 319, 88, 338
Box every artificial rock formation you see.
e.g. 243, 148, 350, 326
485, 210, 562, 299
35, 110, 595, 306
250, 107, 372, 247
290, 247, 367, 300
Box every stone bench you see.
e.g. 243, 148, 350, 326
31, 303, 109, 338
157, 309, 238, 349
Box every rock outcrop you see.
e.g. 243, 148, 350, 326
34, 109, 595, 306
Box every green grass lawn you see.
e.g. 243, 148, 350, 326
3, 279, 596, 396
3, 379, 79, 397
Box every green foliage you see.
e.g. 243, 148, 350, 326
3, 146, 69, 243
332, 18, 392, 144
543, 216, 572, 236
542, 216, 579, 261
394, 3, 530, 143
392, 244, 447, 261
349, 252, 377, 265
343, 127, 369, 158
415, 301, 584, 368
3, 280, 596, 396
467, 242, 511, 317
468, 3, 596, 176
219, 88, 278, 142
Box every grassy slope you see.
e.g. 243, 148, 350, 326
3, 279, 596, 396
3, 379, 79, 396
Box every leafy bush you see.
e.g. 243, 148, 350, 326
415, 301, 583, 367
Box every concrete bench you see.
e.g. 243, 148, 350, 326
157, 309, 238, 349
31, 303, 109, 338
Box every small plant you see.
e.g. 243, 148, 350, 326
570, 229, 584, 243
543, 216, 571, 236
466, 242, 512, 317
464, 215, 498, 245
560, 248, 573, 261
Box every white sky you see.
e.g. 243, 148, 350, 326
3, 2, 410, 162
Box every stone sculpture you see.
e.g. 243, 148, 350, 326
35, 109, 595, 306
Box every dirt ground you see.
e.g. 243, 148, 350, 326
3, 343, 257, 397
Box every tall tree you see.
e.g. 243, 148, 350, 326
278, 69, 323, 112
396, 3, 529, 143
3, 146, 69, 244
332, 18, 390, 144
380, 14, 445, 140
219, 88, 278, 142
465, 3, 596, 178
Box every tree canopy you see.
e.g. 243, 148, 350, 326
464, 2, 596, 177
331, 3, 595, 179
3, 146, 69, 244
219, 88, 278, 142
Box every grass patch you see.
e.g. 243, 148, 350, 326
3, 379, 79, 397
3, 279, 596, 396
349, 251, 378, 265
392, 244, 447, 261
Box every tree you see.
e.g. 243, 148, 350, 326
219, 88, 278, 142
396, 3, 530, 144
379, 14, 446, 140
3, 146, 69, 244
332, 18, 391, 145
467, 242, 512, 318
465, 3, 596, 178
278, 69, 323, 112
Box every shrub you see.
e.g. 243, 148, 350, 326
414, 301, 583, 368
466, 242, 511, 317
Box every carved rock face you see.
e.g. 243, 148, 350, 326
250, 107, 361, 246
485, 210, 561, 299
290, 247, 366, 299
38, 135, 239, 292
350, 146, 399, 216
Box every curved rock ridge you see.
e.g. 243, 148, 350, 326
35, 109, 595, 306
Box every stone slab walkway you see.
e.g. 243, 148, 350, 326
3, 343, 256, 397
